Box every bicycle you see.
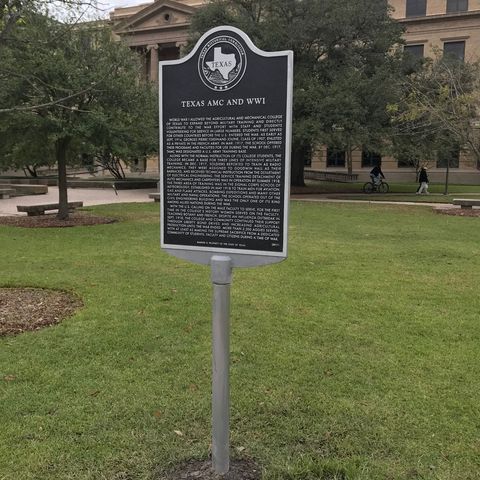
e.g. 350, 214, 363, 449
362, 179, 389, 194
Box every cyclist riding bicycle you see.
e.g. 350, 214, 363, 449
370, 164, 385, 187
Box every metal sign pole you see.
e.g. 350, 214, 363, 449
211, 255, 232, 474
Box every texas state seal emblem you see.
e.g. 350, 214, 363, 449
198, 35, 247, 91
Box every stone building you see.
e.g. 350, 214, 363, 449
109, 0, 207, 173
390, 0, 480, 62
110, 0, 480, 183
311, 0, 480, 183
110, 0, 206, 83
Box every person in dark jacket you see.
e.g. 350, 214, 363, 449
370, 164, 385, 186
417, 166, 429, 194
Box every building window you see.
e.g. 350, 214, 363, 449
404, 44, 424, 58
403, 44, 425, 74
362, 151, 382, 168
447, 0, 468, 13
304, 145, 312, 166
326, 148, 346, 168
406, 0, 427, 17
443, 41, 465, 61
437, 146, 460, 168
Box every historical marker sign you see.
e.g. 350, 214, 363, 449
159, 26, 293, 474
159, 26, 293, 264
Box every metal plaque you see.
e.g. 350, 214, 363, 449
159, 26, 293, 267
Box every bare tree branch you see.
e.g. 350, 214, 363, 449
0, 84, 96, 113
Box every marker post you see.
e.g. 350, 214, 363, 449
159, 26, 293, 474
211, 255, 232, 473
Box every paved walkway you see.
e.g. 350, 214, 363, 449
0, 187, 457, 216
0, 186, 157, 216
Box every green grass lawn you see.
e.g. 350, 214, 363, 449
1, 202, 479, 479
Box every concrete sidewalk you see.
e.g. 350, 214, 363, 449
0, 186, 157, 216
0, 187, 457, 216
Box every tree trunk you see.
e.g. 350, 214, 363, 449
117, 157, 126, 179
97, 154, 127, 179
56, 137, 71, 220
443, 162, 450, 196
291, 143, 307, 187
474, 150, 480, 170
23, 165, 38, 177
346, 146, 353, 175
415, 161, 420, 182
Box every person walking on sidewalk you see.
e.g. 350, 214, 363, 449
416, 167, 429, 195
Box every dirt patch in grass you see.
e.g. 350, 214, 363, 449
436, 208, 480, 217
0, 213, 116, 228
0, 288, 82, 336
160, 459, 261, 480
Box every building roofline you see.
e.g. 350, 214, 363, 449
398, 9, 480, 24
113, 0, 195, 33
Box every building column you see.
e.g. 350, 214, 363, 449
175, 41, 187, 57
148, 44, 159, 83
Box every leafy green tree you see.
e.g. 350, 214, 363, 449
316, 61, 403, 174
0, 112, 56, 176
389, 56, 480, 194
1, 0, 35, 43
1, 0, 97, 45
189, 0, 404, 184
80, 91, 158, 179
0, 13, 157, 218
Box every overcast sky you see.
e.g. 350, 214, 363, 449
58, 0, 149, 20
52, 0, 149, 21
98, 0, 148, 15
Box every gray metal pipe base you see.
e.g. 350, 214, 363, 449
211, 256, 232, 474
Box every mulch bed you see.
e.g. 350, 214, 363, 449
0, 288, 82, 336
160, 459, 261, 480
0, 213, 116, 228
436, 208, 480, 217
